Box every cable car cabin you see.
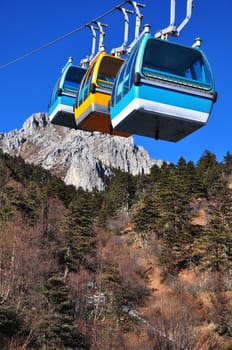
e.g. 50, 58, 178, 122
110, 34, 217, 142
74, 52, 131, 137
48, 62, 86, 128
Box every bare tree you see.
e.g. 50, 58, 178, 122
148, 293, 200, 350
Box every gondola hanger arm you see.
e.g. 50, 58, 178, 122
93, 21, 108, 52
155, 0, 177, 39
126, 1, 145, 39
80, 24, 99, 67
155, 0, 194, 39
176, 0, 194, 34
111, 7, 133, 56
86, 24, 98, 61
127, 1, 146, 53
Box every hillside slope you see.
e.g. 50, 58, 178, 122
0, 150, 231, 349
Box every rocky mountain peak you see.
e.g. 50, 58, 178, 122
0, 113, 160, 190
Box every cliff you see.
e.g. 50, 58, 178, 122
0, 113, 160, 190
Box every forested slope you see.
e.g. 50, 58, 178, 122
0, 149, 231, 349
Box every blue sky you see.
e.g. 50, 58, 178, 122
0, 0, 230, 164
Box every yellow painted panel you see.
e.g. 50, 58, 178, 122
94, 91, 109, 107
74, 93, 95, 121
74, 92, 130, 137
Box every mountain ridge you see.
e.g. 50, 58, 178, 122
0, 113, 161, 190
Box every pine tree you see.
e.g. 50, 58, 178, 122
202, 173, 232, 272
222, 151, 232, 177
42, 275, 89, 349
133, 193, 160, 235
60, 190, 96, 272
196, 150, 221, 198
98, 170, 136, 226
158, 161, 198, 272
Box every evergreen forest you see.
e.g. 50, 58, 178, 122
0, 149, 231, 350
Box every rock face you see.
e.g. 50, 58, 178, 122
0, 113, 160, 190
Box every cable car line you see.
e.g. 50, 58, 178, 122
0, 0, 128, 70
0, 27, 85, 70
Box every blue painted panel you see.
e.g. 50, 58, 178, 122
138, 83, 213, 113
111, 84, 213, 122
49, 95, 74, 115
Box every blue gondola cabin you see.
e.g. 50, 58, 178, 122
110, 33, 217, 142
49, 61, 86, 129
